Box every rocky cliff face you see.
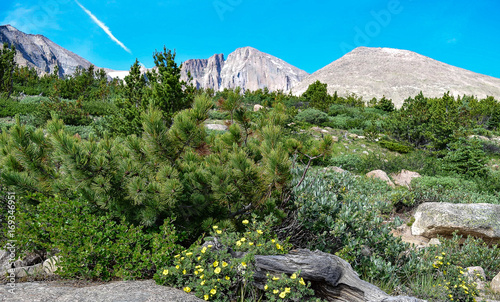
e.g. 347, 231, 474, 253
292, 47, 500, 108
0, 24, 92, 77
181, 47, 309, 92
181, 53, 225, 90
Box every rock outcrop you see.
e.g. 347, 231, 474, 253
0, 280, 203, 302
366, 170, 395, 187
0, 24, 93, 77
391, 170, 421, 188
411, 202, 500, 241
292, 47, 500, 108
492, 272, 500, 294
181, 47, 309, 93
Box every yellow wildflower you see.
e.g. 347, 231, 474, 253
216, 230, 222, 234
225, 276, 230, 280
210, 288, 216, 295
273, 289, 279, 294
272, 276, 280, 281
240, 237, 246, 242
201, 280, 206, 285
279, 292, 286, 298
204, 294, 209, 301
213, 226, 218, 230
183, 287, 191, 293
213, 261, 219, 267
242, 220, 249, 225
264, 284, 268, 290
299, 278, 306, 286
214, 267, 221, 274
257, 230, 263, 234
162, 269, 169, 275
290, 273, 297, 279
201, 247, 207, 254
241, 262, 247, 268
284, 287, 291, 293
186, 252, 193, 256
222, 261, 228, 267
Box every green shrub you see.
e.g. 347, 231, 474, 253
279, 168, 410, 284
82, 100, 115, 116
411, 176, 499, 205
441, 138, 487, 179
155, 216, 321, 301
13, 193, 181, 281
0, 98, 39, 117
328, 154, 363, 171
294, 108, 329, 125
208, 109, 230, 120
379, 140, 413, 153
64, 125, 96, 139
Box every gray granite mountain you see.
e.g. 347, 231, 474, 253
0, 24, 92, 77
292, 47, 500, 108
181, 47, 309, 92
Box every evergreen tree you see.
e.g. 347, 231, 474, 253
111, 59, 147, 135
302, 80, 330, 111
0, 42, 16, 97
148, 47, 193, 123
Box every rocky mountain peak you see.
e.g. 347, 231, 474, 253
292, 46, 500, 108
181, 47, 309, 92
0, 24, 92, 77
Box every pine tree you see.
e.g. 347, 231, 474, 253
148, 47, 193, 123
0, 42, 16, 97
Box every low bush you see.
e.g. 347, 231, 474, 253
155, 216, 323, 301
208, 109, 230, 120
294, 108, 329, 125
379, 140, 413, 154
0, 98, 39, 117
13, 193, 181, 281
411, 176, 499, 205
277, 168, 410, 284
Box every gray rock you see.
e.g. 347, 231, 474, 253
253, 249, 425, 302
492, 271, 500, 293
427, 238, 441, 246
0, 280, 203, 302
465, 266, 486, 290
181, 47, 309, 93
0, 25, 93, 77
411, 202, 500, 241
366, 170, 395, 187
391, 170, 421, 188
253, 104, 264, 112
205, 124, 228, 131
291, 47, 500, 108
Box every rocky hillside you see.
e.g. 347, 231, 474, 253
292, 47, 500, 108
0, 24, 92, 77
180, 47, 309, 92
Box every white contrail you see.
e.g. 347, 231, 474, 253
74, 0, 131, 54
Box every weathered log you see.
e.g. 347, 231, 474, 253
254, 249, 425, 302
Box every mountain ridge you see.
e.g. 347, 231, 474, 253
291, 47, 500, 108
180, 46, 309, 93
0, 24, 93, 77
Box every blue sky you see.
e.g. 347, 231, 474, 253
1, 0, 500, 77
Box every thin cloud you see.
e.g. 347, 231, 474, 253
74, 0, 131, 54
